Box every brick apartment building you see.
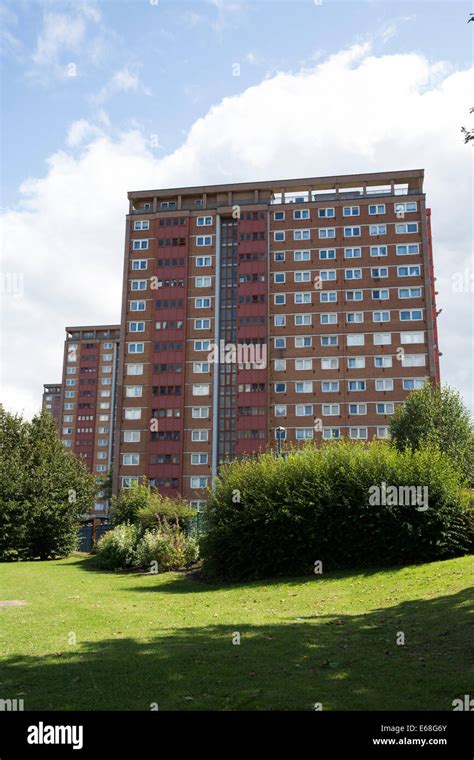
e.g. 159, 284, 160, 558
110, 169, 440, 509
42, 383, 62, 429
59, 325, 120, 515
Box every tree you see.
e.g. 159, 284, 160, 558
110, 479, 193, 528
389, 382, 473, 484
110, 480, 151, 526
0, 407, 97, 560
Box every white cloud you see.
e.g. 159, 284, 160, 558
90, 65, 151, 105
2, 42, 473, 418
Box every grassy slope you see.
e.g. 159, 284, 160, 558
0, 554, 472, 711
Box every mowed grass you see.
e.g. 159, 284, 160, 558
0, 554, 472, 711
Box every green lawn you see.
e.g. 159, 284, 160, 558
0, 554, 472, 711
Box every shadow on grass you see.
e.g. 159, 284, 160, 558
1, 588, 472, 711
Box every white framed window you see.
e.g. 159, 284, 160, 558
294, 292, 312, 304
194, 340, 211, 352
396, 244, 419, 256
346, 290, 363, 301
322, 404, 340, 416
275, 382, 286, 393
128, 342, 145, 354
323, 428, 340, 439
320, 270, 336, 281
294, 314, 312, 326
349, 403, 367, 415
192, 429, 209, 442
294, 250, 310, 262
348, 380, 366, 392
196, 256, 212, 267
399, 287, 422, 298
129, 321, 145, 332
274, 252, 285, 262
321, 335, 338, 346
372, 289, 389, 300
191, 453, 208, 465
197, 216, 213, 226
375, 379, 394, 391
274, 294, 286, 305
131, 300, 146, 312
346, 312, 364, 324
402, 354, 426, 367
195, 318, 211, 330
345, 269, 362, 280
369, 224, 387, 236
294, 271, 311, 283
124, 408, 142, 420
295, 358, 313, 371
377, 427, 390, 438
126, 386, 143, 398
195, 276, 212, 288
193, 362, 210, 373
322, 381, 339, 392
274, 272, 286, 284
294, 229, 311, 240
190, 477, 208, 489
295, 381, 313, 393
294, 209, 310, 220
196, 235, 212, 246
195, 297, 211, 309
344, 247, 361, 259
319, 249, 336, 260
396, 222, 418, 234
296, 404, 313, 417
371, 267, 388, 278
274, 315, 286, 327
131, 280, 147, 291
274, 405, 287, 417
320, 291, 337, 303
274, 211, 285, 221
274, 231, 285, 242
370, 246, 388, 257
349, 427, 368, 439
320, 313, 337, 325
134, 220, 150, 230
373, 333, 392, 345
132, 260, 148, 270
274, 337, 286, 348
192, 384, 210, 396
373, 311, 390, 322
400, 331, 424, 344
133, 239, 149, 250
403, 378, 425, 390
400, 309, 423, 321
295, 428, 314, 440
321, 358, 339, 370
395, 202, 417, 215
192, 407, 209, 419
124, 431, 140, 443
347, 357, 365, 369
318, 228, 335, 239
347, 334, 364, 346
368, 204, 385, 215
398, 265, 421, 277
318, 207, 335, 218
274, 359, 286, 371
376, 402, 394, 414
344, 226, 361, 237
343, 206, 360, 217
295, 336, 312, 348
374, 356, 393, 368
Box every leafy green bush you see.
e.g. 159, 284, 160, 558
134, 520, 199, 572
201, 441, 474, 581
94, 524, 139, 570
111, 481, 193, 529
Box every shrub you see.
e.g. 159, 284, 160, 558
94, 524, 139, 570
111, 481, 194, 529
134, 521, 199, 572
200, 441, 474, 582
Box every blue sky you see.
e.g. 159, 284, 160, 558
1, 0, 473, 418
2, 0, 472, 205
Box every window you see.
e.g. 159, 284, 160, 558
403, 378, 425, 390
372, 289, 389, 300
344, 247, 361, 259
376, 402, 394, 414
320, 291, 337, 302
274, 272, 286, 284
400, 309, 423, 321
274, 211, 285, 221
349, 403, 367, 415
347, 334, 364, 346
295, 429, 314, 440
132, 259, 148, 270
131, 280, 147, 291
318, 208, 335, 218
398, 265, 421, 277
295, 336, 312, 348
320, 270, 336, 281
294, 292, 311, 304
400, 331, 424, 344
294, 271, 311, 283
368, 204, 385, 215
192, 430, 209, 442
274, 231, 285, 242
369, 224, 387, 236
322, 381, 339, 392
323, 428, 340, 439
321, 358, 339, 369
377, 427, 390, 438
320, 313, 337, 325
322, 404, 340, 416
126, 386, 143, 398
196, 235, 212, 246
196, 276, 212, 288
294, 250, 311, 261
274, 294, 286, 305
133, 239, 149, 250
195, 297, 211, 309
295, 315, 312, 326
190, 477, 208, 489
344, 226, 361, 237
346, 312, 363, 323
131, 300, 146, 312
349, 428, 368, 439
294, 229, 311, 240
296, 404, 313, 416
373, 311, 390, 322
375, 379, 394, 391
274, 315, 286, 327
373, 333, 392, 345
370, 246, 388, 257
124, 431, 140, 443
348, 381, 366, 392
347, 357, 365, 369
195, 319, 211, 330
274, 359, 286, 371
396, 244, 419, 256
395, 202, 417, 215
124, 408, 142, 420
343, 206, 360, 216
294, 209, 310, 220
295, 358, 312, 371
275, 382, 286, 393
395, 222, 418, 234
275, 337, 286, 348
191, 453, 208, 465
371, 267, 388, 278
346, 290, 363, 301
374, 356, 392, 368
321, 335, 338, 346
129, 321, 145, 332
274, 252, 285, 262
345, 269, 362, 280
319, 249, 336, 260
134, 220, 150, 230
399, 287, 422, 298
192, 384, 209, 396
192, 407, 209, 419
194, 340, 211, 351
275, 405, 287, 417
295, 381, 313, 393
193, 362, 210, 373
318, 228, 335, 239
196, 256, 212, 267
197, 216, 212, 226
402, 354, 426, 367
